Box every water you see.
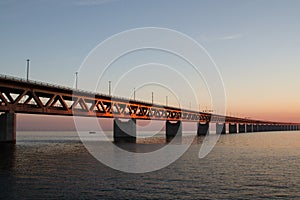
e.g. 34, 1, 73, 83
1, 131, 300, 199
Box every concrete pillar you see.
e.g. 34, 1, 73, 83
0, 113, 16, 144
276, 125, 281, 131
258, 125, 263, 132
113, 118, 136, 143
166, 120, 182, 139
284, 125, 288, 131
197, 122, 209, 136
253, 124, 258, 132
282, 125, 293, 131
239, 124, 246, 133
261, 125, 266, 132
216, 123, 226, 134
229, 123, 237, 134
269, 125, 274, 131
246, 124, 253, 133
269, 125, 273, 131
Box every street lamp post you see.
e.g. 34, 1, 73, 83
75, 72, 78, 89
109, 81, 111, 96
166, 96, 168, 106
151, 92, 154, 104
26, 59, 30, 81
133, 88, 136, 100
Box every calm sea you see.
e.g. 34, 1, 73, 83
0, 131, 300, 199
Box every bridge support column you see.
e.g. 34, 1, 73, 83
166, 121, 182, 141
261, 125, 266, 132
216, 123, 226, 134
268, 124, 272, 131
229, 124, 237, 134
197, 122, 209, 136
275, 125, 281, 131
113, 118, 136, 143
246, 124, 253, 133
253, 124, 258, 132
280, 125, 285, 131
0, 113, 16, 144
238, 124, 246, 133
268, 125, 272, 131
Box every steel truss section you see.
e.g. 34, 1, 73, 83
0, 75, 297, 126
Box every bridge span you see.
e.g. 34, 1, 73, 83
0, 75, 299, 143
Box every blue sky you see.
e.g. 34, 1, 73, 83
1, 0, 300, 122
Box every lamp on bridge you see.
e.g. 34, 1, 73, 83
75, 72, 78, 90
26, 59, 30, 82
109, 81, 111, 96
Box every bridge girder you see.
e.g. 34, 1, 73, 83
0, 75, 298, 126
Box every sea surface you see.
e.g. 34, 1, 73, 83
0, 131, 300, 199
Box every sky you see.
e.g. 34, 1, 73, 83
1, 0, 300, 130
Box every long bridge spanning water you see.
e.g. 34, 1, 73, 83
0, 75, 299, 143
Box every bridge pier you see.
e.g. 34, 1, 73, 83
246, 124, 253, 133
197, 122, 209, 136
216, 123, 226, 134
113, 118, 136, 143
291, 125, 295, 131
253, 124, 258, 132
260, 125, 266, 132
238, 124, 246, 133
229, 123, 237, 134
0, 113, 16, 144
293, 125, 297, 130
268, 125, 272, 131
276, 125, 281, 131
166, 121, 182, 141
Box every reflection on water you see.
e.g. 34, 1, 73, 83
0, 131, 300, 199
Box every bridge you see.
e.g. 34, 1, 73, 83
0, 74, 299, 143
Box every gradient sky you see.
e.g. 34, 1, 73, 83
1, 0, 300, 130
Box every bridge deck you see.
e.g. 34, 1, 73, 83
0, 74, 297, 125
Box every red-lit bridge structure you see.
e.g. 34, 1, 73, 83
0, 75, 299, 143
